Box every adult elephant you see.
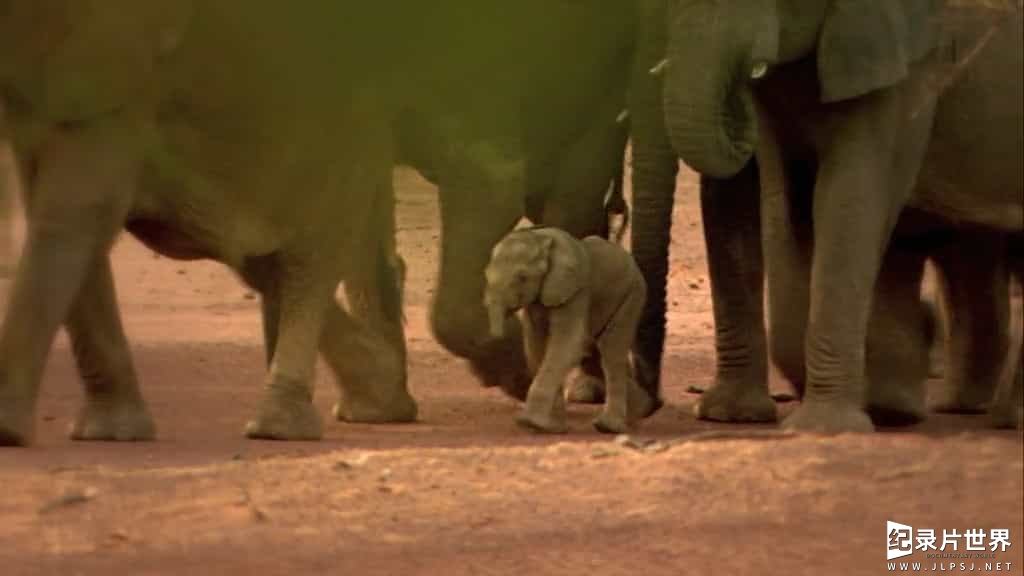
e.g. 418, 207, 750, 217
391, 1, 638, 405
0, 1, 448, 446
658, 0, 1023, 432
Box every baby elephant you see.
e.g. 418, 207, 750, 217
484, 227, 652, 433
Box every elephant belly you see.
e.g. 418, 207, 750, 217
126, 217, 216, 261
128, 152, 285, 269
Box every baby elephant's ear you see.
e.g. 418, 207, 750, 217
817, 0, 939, 103
539, 230, 589, 308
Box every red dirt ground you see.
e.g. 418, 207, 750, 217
0, 160, 1021, 576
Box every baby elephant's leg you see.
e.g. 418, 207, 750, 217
522, 308, 550, 377
517, 303, 586, 434
594, 279, 648, 434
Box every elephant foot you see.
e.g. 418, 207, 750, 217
70, 399, 156, 441
592, 410, 630, 435
931, 363, 995, 414
333, 391, 418, 424
0, 399, 34, 447
566, 373, 605, 404
695, 380, 778, 423
781, 400, 874, 434
516, 393, 568, 434
866, 381, 927, 427
245, 386, 323, 441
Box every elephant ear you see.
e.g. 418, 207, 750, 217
817, 0, 940, 103
537, 229, 589, 308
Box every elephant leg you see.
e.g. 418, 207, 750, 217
323, 303, 416, 423
0, 125, 136, 446
629, 0, 679, 414
762, 159, 815, 398
431, 181, 530, 400
593, 348, 631, 435
240, 254, 281, 366
522, 308, 549, 378
780, 94, 934, 434
695, 160, 776, 423
330, 174, 413, 423
991, 353, 1023, 429
990, 238, 1022, 429
344, 174, 405, 343
66, 255, 156, 441
863, 244, 930, 426
593, 277, 647, 434
930, 231, 1010, 413
921, 262, 946, 379
243, 256, 332, 441
517, 300, 589, 434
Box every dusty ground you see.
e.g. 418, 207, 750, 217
0, 163, 1021, 575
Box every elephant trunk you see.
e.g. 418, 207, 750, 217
487, 303, 507, 340
627, 0, 681, 406
662, 1, 759, 179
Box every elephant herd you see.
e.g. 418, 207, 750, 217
0, 1, 1020, 447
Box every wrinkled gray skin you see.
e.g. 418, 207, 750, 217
663, 0, 1023, 432
483, 228, 652, 434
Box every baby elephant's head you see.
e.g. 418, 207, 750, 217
483, 228, 588, 340
483, 230, 553, 339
